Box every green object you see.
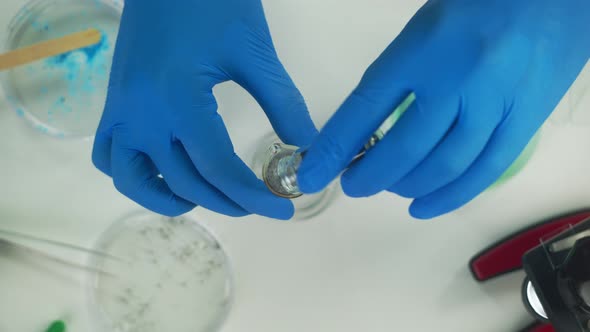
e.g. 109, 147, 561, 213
491, 131, 541, 188
380, 92, 539, 189
375, 92, 416, 139
364, 92, 416, 151
366, 91, 538, 190
45, 320, 66, 332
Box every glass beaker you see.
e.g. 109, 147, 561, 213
250, 133, 339, 221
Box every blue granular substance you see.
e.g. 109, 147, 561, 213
41, 29, 111, 116
51, 32, 108, 65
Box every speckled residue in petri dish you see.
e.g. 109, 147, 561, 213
3, 0, 120, 138
90, 214, 233, 332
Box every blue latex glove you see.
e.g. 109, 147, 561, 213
298, 0, 590, 219
93, 0, 317, 219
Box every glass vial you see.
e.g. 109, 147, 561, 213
250, 133, 337, 220
262, 143, 303, 199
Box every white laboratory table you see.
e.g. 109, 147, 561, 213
0, 0, 589, 331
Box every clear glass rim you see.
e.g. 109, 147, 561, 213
85, 210, 235, 332
252, 132, 340, 221
0, 0, 123, 141
292, 182, 339, 220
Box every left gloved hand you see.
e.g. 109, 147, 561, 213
92, 0, 317, 219
298, 0, 590, 218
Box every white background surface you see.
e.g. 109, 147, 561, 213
0, 0, 589, 331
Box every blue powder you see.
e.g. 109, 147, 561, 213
42, 29, 111, 117
31, 20, 50, 33
49, 32, 108, 66
20, 15, 114, 128
81, 33, 107, 60
31, 20, 42, 31
52, 96, 71, 113
35, 124, 49, 134
48, 108, 54, 121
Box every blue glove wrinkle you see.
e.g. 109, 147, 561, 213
109, 138, 195, 217
389, 74, 509, 198
221, 21, 318, 147
340, 95, 458, 198
298, 89, 411, 193
150, 141, 249, 217
92, 132, 113, 177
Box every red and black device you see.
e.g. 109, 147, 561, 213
469, 210, 590, 332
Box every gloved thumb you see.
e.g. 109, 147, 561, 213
232, 54, 318, 147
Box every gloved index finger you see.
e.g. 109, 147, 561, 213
231, 53, 318, 148
297, 86, 413, 194
178, 105, 295, 220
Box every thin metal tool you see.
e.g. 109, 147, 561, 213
0, 237, 116, 277
262, 92, 417, 198
0, 228, 120, 261
357, 92, 417, 159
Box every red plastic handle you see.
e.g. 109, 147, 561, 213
470, 211, 590, 281
524, 323, 554, 332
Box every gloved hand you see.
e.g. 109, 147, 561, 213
93, 0, 317, 219
298, 0, 590, 219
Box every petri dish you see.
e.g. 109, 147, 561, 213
87, 212, 233, 332
0, 0, 122, 139
250, 133, 338, 221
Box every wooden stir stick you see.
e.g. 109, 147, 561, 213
0, 28, 102, 72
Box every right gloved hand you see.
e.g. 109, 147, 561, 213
92, 0, 317, 219
297, 0, 589, 219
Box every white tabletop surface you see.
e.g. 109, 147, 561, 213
0, 0, 589, 331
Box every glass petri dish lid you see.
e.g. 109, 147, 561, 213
0, 0, 122, 139
87, 212, 234, 332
